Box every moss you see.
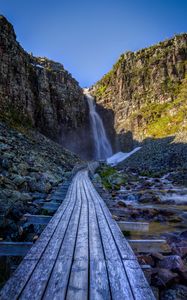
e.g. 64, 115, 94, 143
98, 165, 127, 190
0, 107, 33, 132
98, 165, 117, 190
94, 85, 107, 97
129, 74, 187, 138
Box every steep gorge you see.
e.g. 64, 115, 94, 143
91, 34, 187, 150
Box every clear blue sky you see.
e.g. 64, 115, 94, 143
1, 0, 187, 87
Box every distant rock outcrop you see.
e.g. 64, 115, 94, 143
0, 16, 88, 144
91, 34, 187, 150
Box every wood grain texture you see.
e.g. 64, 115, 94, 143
0, 168, 155, 300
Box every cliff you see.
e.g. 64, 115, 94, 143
0, 16, 87, 143
91, 34, 187, 150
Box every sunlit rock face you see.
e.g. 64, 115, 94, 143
0, 16, 88, 144
91, 34, 187, 148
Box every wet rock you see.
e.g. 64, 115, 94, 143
157, 255, 184, 272
165, 233, 182, 245
112, 215, 120, 221
12, 175, 26, 186
138, 254, 155, 267
169, 216, 183, 223
31, 192, 47, 200
151, 252, 165, 261
152, 268, 179, 287
139, 192, 161, 203
117, 200, 127, 207
180, 230, 187, 240
171, 241, 187, 258
161, 284, 187, 300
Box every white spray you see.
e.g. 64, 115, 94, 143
85, 93, 113, 159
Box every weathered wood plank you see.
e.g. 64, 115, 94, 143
41, 202, 60, 211
0, 242, 33, 256
23, 214, 52, 225
19, 176, 80, 299
0, 169, 155, 300
42, 174, 83, 299
0, 177, 75, 299
117, 221, 149, 232
85, 172, 135, 260
82, 178, 111, 300
129, 239, 170, 253
83, 175, 134, 299
66, 176, 89, 300
123, 259, 155, 300
84, 171, 155, 299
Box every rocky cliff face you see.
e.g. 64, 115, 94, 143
91, 34, 187, 150
0, 16, 88, 145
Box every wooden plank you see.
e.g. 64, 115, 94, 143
19, 175, 81, 299
117, 221, 149, 232
85, 172, 135, 260
123, 259, 155, 300
0, 242, 32, 256
66, 176, 89, 300
83, 174, 134, 299
0, 177, 76, 299
41, 202, 60, 211
0, 169, 155, 300
23, 214, 52, 225
42, 174, 83, 299
129, 239, 170, 253
82, 177, 111, 300
84, 171, 155, 299
110, 208, 127, 217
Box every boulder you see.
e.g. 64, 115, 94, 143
161, 284, 187, 300
151, 268, 179, 287
139, 191, 161, 204
157, 255, 184, 272
180, 230, 187, 240
117, 200, 127, 207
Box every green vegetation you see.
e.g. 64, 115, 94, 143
131, 75, 187, 138
94, 85, 107, 98
98, 165, 127, 190
0, 107, 33, 133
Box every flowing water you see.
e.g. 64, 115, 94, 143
86, 94, 113, 159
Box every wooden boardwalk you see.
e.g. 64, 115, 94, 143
0, 170, 155, 300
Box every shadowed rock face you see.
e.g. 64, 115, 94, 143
91, 34, 187, 148
0, 16, 88, 144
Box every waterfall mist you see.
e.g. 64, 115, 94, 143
86, 93, 113, 160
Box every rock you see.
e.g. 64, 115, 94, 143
151, 268, 179, 287
180, 231, 187, 240
165, 233, 182, 245
171, 241, 187, 258
157, 255, 184, 272
168, 216, 183, 223
112, 215, 120, 221
151, 252, 164, 261
138, 254, 155, 266
13, 175, 26, 186
0, 16, 87, 144
91, 33, 187, 159
139, 191, 160, 203
1, 158, 12, 170
161, 284, 187, 300
117, 200, 127, 207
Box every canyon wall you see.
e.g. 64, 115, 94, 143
0, 16, 89, 149
91, 34, 187, 150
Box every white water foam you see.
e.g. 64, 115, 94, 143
85, 93, 113, 159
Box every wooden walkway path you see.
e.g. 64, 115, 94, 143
0, 169, 155, 300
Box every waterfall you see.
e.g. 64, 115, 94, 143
86, 93, 113, 160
